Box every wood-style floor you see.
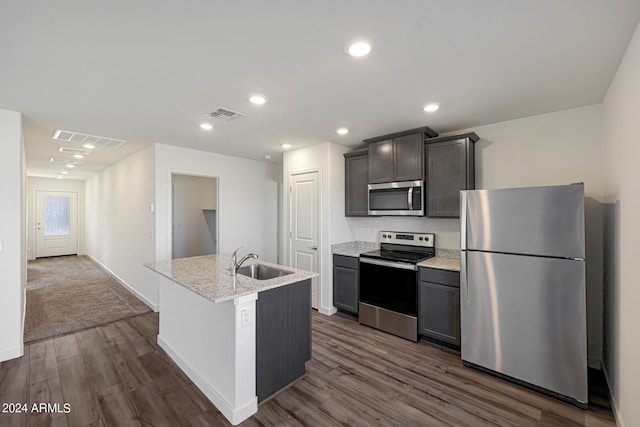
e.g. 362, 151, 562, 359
0, 311, 615, 426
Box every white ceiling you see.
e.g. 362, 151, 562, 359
2, 1, 640, 179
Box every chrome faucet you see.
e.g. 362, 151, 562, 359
230, 247, 259, 276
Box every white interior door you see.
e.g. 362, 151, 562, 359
35, 191, 78, 258
290, 171, 320, 309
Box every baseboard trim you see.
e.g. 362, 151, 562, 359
86, 255, 159, 312
319, 306, 337, 316
0, 345, 23, 363
602, 365, 625, 427
157, 335, 257, 425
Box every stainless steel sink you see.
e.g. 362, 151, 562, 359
237, 263, 294, 280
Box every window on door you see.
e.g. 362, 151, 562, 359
44, 196, 71, 236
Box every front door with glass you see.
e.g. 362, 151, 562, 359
35, 191, 78, 258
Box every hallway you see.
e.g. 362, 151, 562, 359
25, 256, 151, 343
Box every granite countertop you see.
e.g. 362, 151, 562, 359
418, 249, 461, 271
145, 254, 318, 303
331, 241, 379, 257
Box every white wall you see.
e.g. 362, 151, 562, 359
26, 177, 85, 260
155, 143, 280, 267
84, 145, 157, 309
0, 109, 25, 362
601, 19, 640, 427
470, 104, 604, 197
282, 142, 351, 315
171, 174, 217, 258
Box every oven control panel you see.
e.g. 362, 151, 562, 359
379, 231, 435, 247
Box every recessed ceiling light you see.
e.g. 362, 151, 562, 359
345, 39, 373, 57
281, 143, 292, 149
336, 127, 349, 135
199, 123, 213, 130
423, 103, 440, 112
83, 143, 96, 149
66, 164, 75, 168
60, 170, 69, 175
56, 175, 63, 180
73, 154, 84, 159
249, 95, 267, 105
264, 154, 272, 160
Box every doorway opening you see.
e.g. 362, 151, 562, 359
171, 173, 219, 259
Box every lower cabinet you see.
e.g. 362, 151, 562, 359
418, 267, 460, 348
256, 280, 311, 402
333, 254, 359, 315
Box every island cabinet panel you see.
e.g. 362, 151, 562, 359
418, 267, 460, 348
256, 280, 311, 402
333, 254, 359, 315
426, 132, 478, 218
344, 149, 369, 217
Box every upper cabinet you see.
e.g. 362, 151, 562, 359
365, 126, 438, 184
344, 149, 369, 217
426, 132, 479, 217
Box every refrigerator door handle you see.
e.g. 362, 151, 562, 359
460, 191, 468, 250
461, 250, 469, 307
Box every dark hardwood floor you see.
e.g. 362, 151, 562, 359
0, 311, 615, 426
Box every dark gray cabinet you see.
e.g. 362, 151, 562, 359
418, 267, 460, 348
426, 132, 478, 217
256, 279, 311, 402
344, 149, 369, 217
365, 126, 438, 184
333, 254, 359, 315
368, 139, 394, 183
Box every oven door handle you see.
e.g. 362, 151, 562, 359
359, 257, 417, 271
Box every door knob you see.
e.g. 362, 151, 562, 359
310, 246, 318, 250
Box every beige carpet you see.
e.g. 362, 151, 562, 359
25, 255, 151, 343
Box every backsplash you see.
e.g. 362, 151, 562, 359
346, 217, 461, 250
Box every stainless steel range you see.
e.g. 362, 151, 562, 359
359, 231, 435, 341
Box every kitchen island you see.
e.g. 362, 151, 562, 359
145, 254, 318, 425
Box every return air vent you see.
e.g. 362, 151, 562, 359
207, 107, 247, 121
50, 157, 81, 165
59, 147, 91, 155
53, 129, 127, 148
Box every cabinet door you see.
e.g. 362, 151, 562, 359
368, 139, 394, 183
333, 265, 359, 314
394, 133, 424, 181
345, 153, 369, 216
427, 138, 469, 217
418, 281, 460, 346
256, 280, 312, 402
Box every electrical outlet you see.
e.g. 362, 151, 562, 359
241, 309, 251, 327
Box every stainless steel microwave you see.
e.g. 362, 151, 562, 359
368, 180, 424, 216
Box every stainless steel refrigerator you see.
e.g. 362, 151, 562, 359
460, 184, 588, 406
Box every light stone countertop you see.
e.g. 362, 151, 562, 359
331, 241, 379, 258
145, 254, 318, 304
418, 254, 461, 272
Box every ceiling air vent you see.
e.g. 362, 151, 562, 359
59, 147, 91, 155
50, 157, 81, 165
208, 107, 247, 121
53, 129, 127, 148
